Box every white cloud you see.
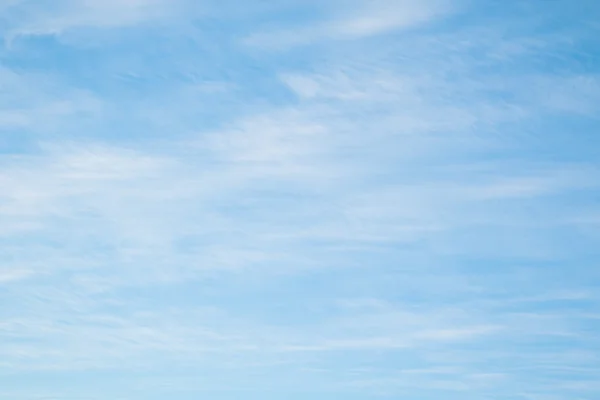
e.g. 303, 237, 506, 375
1, 0, 183, 39
0, 268, 32, 283
327, 0, 453, 38
244, 0, 454, 48
1, 1, 599, 397
0, 67, 103, 133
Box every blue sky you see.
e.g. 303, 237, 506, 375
1, 0, 600, 399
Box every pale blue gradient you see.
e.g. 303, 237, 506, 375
1, 1, 600, 399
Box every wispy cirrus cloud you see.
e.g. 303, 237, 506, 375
1, 0, 183, 38
1, 0, 600, 399
243, 0, 454, 48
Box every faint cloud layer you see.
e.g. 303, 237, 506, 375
244, 0, 453, 48
2, 0, 179, 38
1, 0, 599, 399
